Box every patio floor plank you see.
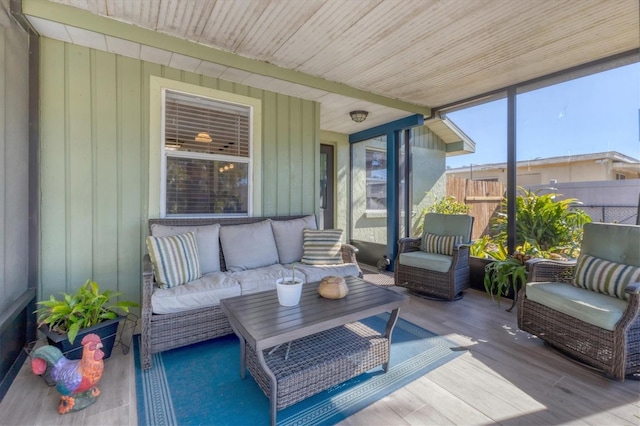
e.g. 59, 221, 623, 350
1, 282, 638, 426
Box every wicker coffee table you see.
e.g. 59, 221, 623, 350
220, 276, 409, 425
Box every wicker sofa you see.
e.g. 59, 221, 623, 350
517, 222, 640, 380
141, 215, 361, 370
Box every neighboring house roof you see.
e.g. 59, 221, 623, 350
446, 151, 640, 174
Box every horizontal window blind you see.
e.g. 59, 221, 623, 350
162, 89, 251, 217
164, 90, 250, 157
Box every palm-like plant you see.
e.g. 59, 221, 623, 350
491, 187, 591, 258
477, 187, 591, 307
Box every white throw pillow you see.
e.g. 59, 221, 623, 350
270, 215, 317, 264
150, 223, 221, 274
219, 220, 279, 272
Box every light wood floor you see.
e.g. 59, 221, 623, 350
1, 285, 639, 425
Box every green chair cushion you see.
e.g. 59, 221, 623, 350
419, 213, 473, 252
525, 281, 627, 331
581, 222, 640, 267
398, 251, 452, 273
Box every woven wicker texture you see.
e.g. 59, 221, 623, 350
394, 237, 472, 300
141, 216, 361, 370
518, 258, 640, 380
246, 321, 389, 410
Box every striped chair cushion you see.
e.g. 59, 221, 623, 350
146, 232, 201, 289
573, 254, 640, 300
301, 229, 343, 265
422, 233, 463, 256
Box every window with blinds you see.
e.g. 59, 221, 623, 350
162, 89, 251, 216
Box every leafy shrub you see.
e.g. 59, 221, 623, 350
474, 187, 591, 305
415, 194, 470, 235
473, 187, 591, 260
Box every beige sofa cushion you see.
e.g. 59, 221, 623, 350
151, 272, 240, 314
225, 264, 289, 295
293, 263, 361, 283
525, 281, 627, 331
219, 220, 279, 272
271, 215, 317, 264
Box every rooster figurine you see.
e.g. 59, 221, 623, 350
31, 333, 105, 414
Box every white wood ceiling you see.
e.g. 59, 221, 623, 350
26, 0, 640, 135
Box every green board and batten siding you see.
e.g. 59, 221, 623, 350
39, 37, 320, 304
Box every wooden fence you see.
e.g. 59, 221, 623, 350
447, 177, 504, 240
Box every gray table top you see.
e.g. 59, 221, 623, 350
220, 276, 409, 351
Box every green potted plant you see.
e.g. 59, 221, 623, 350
483, 251, 528, 306
473, 187, 591, 303
35, 279, 138, 359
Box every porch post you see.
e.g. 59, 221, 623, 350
507, 87, 517, 255
386, 130, 398, 268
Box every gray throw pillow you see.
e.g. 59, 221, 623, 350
271, 215, 317, 264
219, 220, 279, 272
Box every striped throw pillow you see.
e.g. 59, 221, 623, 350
146, 232, 201, 289
301, 229, 343, 265
573, 254, 640, 300
422, 233, 463, 256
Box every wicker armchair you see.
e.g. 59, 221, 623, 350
395, 213, 474, 300
518, 222, 640, 380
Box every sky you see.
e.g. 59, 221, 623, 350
445, 62, 640, 169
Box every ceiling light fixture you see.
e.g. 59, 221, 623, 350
195, 131, 212, 143
350, 110, 369, 123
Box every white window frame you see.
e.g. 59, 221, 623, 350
365, 147, 388, 214
149, 77, 262, 218
160, 88, 252, 217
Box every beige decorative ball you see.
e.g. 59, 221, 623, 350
318, 276, 349, 299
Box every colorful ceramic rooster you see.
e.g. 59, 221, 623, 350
31, 333, 105, 414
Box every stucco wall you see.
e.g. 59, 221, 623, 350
410, 126, 447, 236
352, 137, 387, 244
38, 38, 320, 304
351, 126, 448, 245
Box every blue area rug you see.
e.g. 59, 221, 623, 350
134, 313, 464, 425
